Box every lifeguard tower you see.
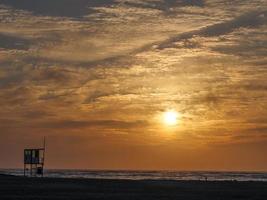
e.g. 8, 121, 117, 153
24, 138, 46, 177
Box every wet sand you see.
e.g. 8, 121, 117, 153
1, 174, 267, 199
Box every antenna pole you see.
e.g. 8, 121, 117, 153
43, 137, 46, 151
43, 137, 46, 177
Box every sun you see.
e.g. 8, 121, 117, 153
163, 110, 180, 126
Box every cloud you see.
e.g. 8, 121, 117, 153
123, 0, 205, 12
0, 0, 267, 164
0, 0, 116, 18
0, 85, 37, 107
165, 0, 205, 8
0, 32, 31, 50
210, 27, 267, 59
156, 9, 267, 49
40, 119, 149, 130
22, 110, 54, 119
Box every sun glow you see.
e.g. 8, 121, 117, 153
163, 110, 180, 126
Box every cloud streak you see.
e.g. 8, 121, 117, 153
156, 9, 267, 49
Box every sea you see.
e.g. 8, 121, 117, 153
1, 169, 267, 182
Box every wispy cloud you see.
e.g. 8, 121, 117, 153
0, 0, 267, 169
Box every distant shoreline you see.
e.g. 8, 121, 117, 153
1, 174, 267, 200
0, 173, 260, 182
1, 173, 266, 182
1, 169, 267, 182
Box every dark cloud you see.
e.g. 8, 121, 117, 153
211, 39, 267, 58
0, 30, 62, 52
165, 0, 205, 7
250, 59, 267, 66
16, 50, 133, 69
246, 118, 267, 125
157, 9, 267, 49
243, 127, 267, 134
0, 0, 116, 18
0, 71, 26, 88
84, 90, 114, 103
0, 33, 31, 50
31, 68, 82, 85
0, 86, 35, 106
0, 66, 82, 89
200, 10, 267, 37
124, 0, 205, 12
241, 83, 267, 91
22, 110, 54, 119
38, 91, 74, 101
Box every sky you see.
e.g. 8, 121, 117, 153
0, 0, 267, 171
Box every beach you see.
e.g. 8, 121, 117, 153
1, 174, 267, 200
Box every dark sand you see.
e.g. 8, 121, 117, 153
1, 174, 267, 200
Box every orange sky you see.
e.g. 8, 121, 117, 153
0, 0, 267, 171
